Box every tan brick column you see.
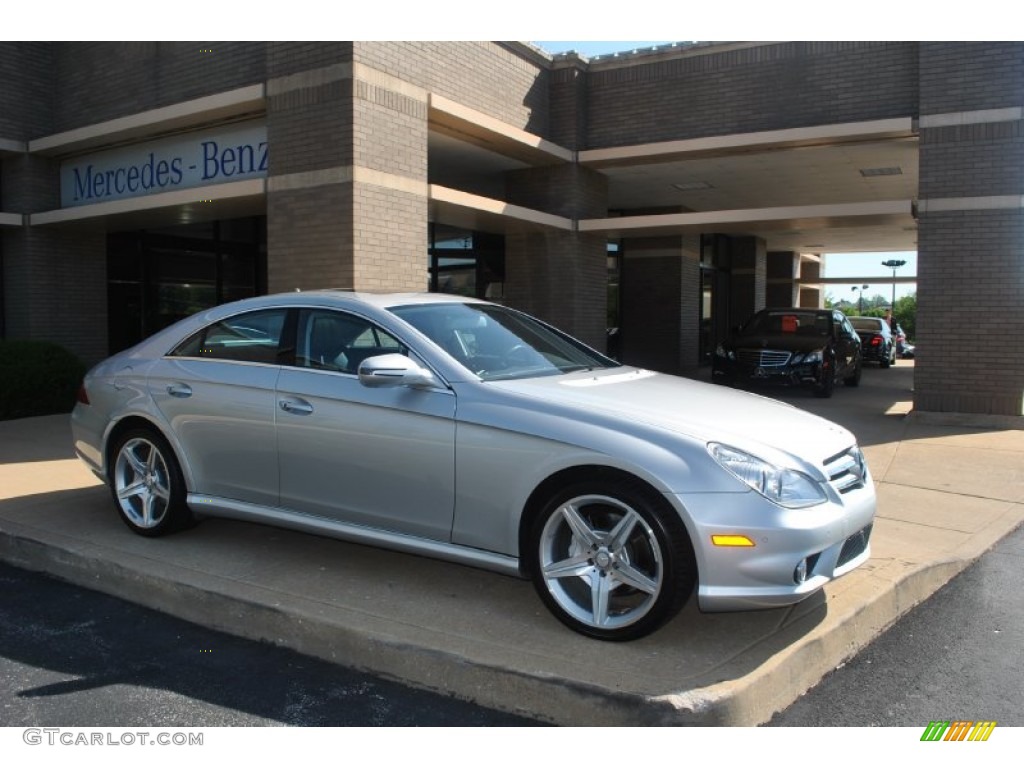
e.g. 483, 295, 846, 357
266, 48, 428, 294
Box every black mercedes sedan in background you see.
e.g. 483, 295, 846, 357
848, 316, 896, 368
712, 308, 863, 398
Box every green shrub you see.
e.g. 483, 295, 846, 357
0, 340, 87, 420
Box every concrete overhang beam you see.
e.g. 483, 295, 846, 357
580, 118, 917, 168
29, 85, 266, 157
429, 94, 573, 167
579, 199, 915, 239
429, 185, 573, 233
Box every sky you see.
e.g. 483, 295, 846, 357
535, 41, 918, 304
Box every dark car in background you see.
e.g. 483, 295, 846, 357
713, 308, 862, 398
849, 316, 896, 368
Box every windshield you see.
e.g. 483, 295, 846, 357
391, 303, 618, 381
743, 310, 830, 337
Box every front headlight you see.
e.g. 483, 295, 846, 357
708, 443, 827, 508
795, 350, 823, 364
714, 343, 735, 360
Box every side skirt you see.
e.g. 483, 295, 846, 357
186, 494, 524, 578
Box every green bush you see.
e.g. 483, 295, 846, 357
0, 340, 87, 420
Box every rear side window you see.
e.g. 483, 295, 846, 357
170, 309, 289, 364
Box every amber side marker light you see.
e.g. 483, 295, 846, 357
711, 534, 755, 547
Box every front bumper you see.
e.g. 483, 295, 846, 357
669, 480, 876, 612
712, 357, 824, 390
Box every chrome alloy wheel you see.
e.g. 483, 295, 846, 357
538, 494, 664, 631
113, 437, 172, 530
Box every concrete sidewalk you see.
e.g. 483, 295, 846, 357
1, 362, 1022, 725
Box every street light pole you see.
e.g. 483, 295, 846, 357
881, 259, 907, 311
851, 284, 868, 314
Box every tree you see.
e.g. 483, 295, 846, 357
893, 294, 916, 340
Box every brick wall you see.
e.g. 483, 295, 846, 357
0, 43, 53, 139
504, 164, 607, 348
915, 42, 1024, 415
2, 224, 107, 364
580, 42, 918, 149
919, 42, 1024, 114
49, 42, 267, 132
354, 42, 548, 135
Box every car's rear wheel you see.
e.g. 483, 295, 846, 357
527, 477, 696, 641
110, 428, 192, 537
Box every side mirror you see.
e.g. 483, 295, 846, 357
358, 353, 436, 389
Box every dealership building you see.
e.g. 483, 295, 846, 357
1, 41, 1021, 416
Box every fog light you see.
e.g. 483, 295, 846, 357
711, 534, 755, 547
794, 558, 808, 584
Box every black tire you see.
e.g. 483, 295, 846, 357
880, 346, 892, 368
526, 475, 696, 641
814, 353, 836, 398
844, 361, 862, 387
108, 428, 193, 537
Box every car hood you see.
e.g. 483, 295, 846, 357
489, 367, 855, 466
725, 334, 828, 352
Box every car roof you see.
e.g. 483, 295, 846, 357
251, 290, 484, 309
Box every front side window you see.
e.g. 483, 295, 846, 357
295, 309, 406, 375
170, 309, 288, 364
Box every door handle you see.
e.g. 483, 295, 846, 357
279, 398, 314, 415
167, 383, 192, 398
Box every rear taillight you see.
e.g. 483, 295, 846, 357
76, 383, 90, 405
871, 337, 881, 346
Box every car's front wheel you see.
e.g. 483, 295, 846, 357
109, 428, 193, 537
527, 476, 696, 641
815, 352, 836, 398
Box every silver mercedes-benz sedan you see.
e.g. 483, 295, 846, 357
71, 291, 875, 641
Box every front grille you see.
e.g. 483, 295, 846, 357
824, 446, 868, 495
838, 523, 873, 567
736, 349, 791, 367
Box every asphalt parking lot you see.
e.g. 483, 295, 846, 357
1, 360, 1022, 725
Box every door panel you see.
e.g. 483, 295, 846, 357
275, 368, 457, 541
148, 358, 281, 506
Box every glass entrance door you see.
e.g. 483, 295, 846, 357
107, 217, 266, 354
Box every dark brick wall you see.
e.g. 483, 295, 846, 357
267, 78, 353, 176
915, 209, 1023, 415
919, 42, 1024, 115
266, 42, 352, 79
2, 224, 107, 363
548, 62, 588, 150
579, 42, 918, 149
621, 250, 681, 372
920, 121, 1024, 199
915, 41, 1024, 415
0, 43, 53, 140
504, 164, 608, 349
50, 43, 267, 133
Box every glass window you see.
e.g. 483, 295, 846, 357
170, 309, 288, 365
294, 309, 406, 375
392, 303, 616, 381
